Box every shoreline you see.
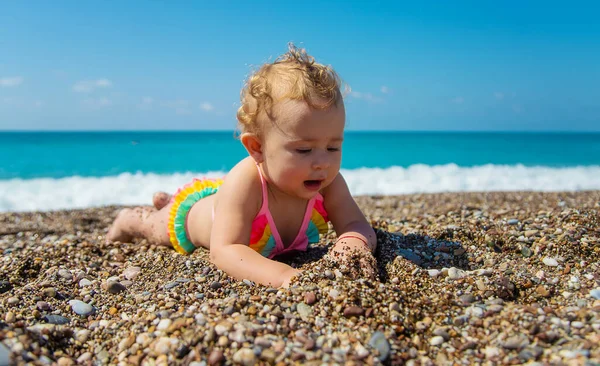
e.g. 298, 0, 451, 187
1, 191, 599, 364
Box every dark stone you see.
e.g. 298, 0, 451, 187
210, 281, 222, 290
107, 282, 126, 294
176, 344, 190, 359
0, 281, 12, 294
43, 315, 70, 325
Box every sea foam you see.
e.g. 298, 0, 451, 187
1, 164, 599, 212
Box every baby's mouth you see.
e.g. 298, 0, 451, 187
304, 180, 323, 190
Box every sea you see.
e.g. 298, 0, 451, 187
1, 131, 599, 212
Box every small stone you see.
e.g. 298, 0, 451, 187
77, 353, 92, 363
590, 288, 600, 300
343, 306, 364, 317
242, 279, 254, 287
543, 257, 559, 267
210, 281, 222, 290
507, 219, 519, 225
5, 312, 15, 323
328, 288, 340, 299
432, 328, 450, 341
157, 319, 172, 331
458, 294, 475, 306
36, 301, 51, 311
324, 270, 334, 279
503, 335, 528, 350
0, 281, 12, 294
164, 281, 179, 290
368, 331, 390, 361
107, 281, 126, 294
536, 285, 551, 298
43, 315, 70, 325
79, 279, 92, 287
571, 321, 584, 329
521, 246, 532, 257
123, 266, 141, 280
58, 269, 73, 280
427, 269, 441, 278
69, 300, 94, 316
42, 287, 57, 298
448, 267, 467, 280
429, 336, 445, 346
304, 291, 317, 305
7, 297, 19, 306
297, 302, 313, 321
232, 348, 256, 366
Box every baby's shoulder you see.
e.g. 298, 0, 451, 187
218, 157, 262, 207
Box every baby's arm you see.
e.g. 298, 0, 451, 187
208, 158, 300, 288
323, 174, 377, 275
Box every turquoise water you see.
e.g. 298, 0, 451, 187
2, 131, 600, 179
2, 131, 600, 212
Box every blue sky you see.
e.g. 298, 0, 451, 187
1, 1, 599, 131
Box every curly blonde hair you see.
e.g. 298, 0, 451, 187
236, 43, 344, 136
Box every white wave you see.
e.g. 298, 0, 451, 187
1, 164, 599, 212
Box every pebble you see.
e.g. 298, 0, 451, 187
107, 281, 126, 294
123, 266, 141, 280
43, 315, 69, 325
0, 342, 10, 366
58, 269, 73, 280
543, 257, 559, 267
368, 331, 390, 361
69, 300, 94, 316
157, 319, 172, 331
590, 288, 600, 300
343, 306, 364, 317
0, 281, 12, 294
79, 278, 92, 287
429, 336, 445, 346
297, 302, 313, 321
208, 349, 224, 365
448, 267, 467, 280
164, 281, 179, 290
232, 348, 256, 366
210, 281, 222, 290
304, 291, 316, 305
427, 269, 441, 277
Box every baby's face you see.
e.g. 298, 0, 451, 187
261, 99, 345, 200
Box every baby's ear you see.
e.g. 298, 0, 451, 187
241, 133, 264, 163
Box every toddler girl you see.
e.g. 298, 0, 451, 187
107, 44, 377, 288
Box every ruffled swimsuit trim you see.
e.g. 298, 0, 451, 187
167, 178, 223, 254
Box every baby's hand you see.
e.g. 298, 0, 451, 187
330, 238, 378, 280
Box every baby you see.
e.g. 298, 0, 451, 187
107, 44, 377, 288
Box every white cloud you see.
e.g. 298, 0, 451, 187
350, 91, 382, 103
162, 99, 191, 115
83, 97, 112, 108
494, 92, 505, 100
137, 96, 154, 110
200, 102, 214, 111
73, 79, 112, 93
380, 86, 389, 94
452, 96, 464, 104
0, 77, 23, 87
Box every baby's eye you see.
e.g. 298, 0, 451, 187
328, 147, 341, 152
296, 148, 312, 154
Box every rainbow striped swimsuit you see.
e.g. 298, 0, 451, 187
167, 166, 330, 258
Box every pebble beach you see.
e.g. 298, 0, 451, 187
1, 191, 599, 365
